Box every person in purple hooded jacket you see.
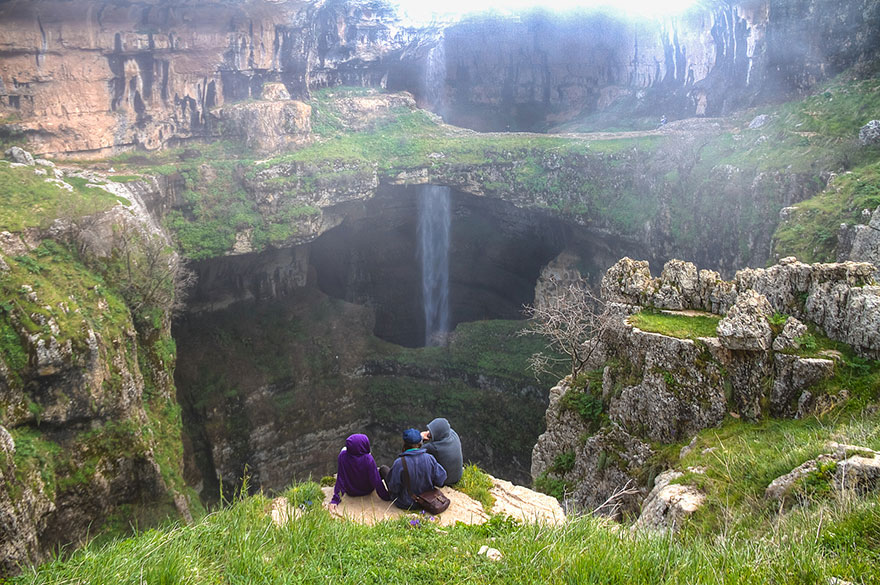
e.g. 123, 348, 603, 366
329, 434, 390, 509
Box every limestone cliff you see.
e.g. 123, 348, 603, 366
2, 0, 879, 153
532, 256, 879, 517
0, 0, 425, 156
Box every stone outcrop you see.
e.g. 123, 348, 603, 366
534, 255, 876, 521
215, 99, 312, 153
837, 206, 880, 280
632, 469, 705, 534
317, 474, 564, 527
532, 380, 652, 519
765, 443, 880, 503
717, 290, 774, 351
602, 257, 880, 358
858, 120, 880, 146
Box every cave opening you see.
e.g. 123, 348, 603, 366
309, 184, 573, 347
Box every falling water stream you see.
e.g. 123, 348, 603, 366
418, 185, 451, 345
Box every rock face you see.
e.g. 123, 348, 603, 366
603, 257, 880, 358
838, 206, 880, 280
3, 0, 880, 152
0, 0, 424, 156
0, 172, 187, 574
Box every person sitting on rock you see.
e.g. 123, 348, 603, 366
386, 428, 447, 510
329, 433, 390, 511
421, 417, 463, 485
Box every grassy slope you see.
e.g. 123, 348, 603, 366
14, 442, 879, 585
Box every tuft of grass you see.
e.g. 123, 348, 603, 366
0, 162, 122, 232
456, 464, 496, 511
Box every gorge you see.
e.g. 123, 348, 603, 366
1, 0, 880, 578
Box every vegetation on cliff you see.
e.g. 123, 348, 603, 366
0, 165, 192, 566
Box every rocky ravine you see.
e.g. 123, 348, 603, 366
532, 256, 879, 521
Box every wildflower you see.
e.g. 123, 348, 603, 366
409, 518, 421, 528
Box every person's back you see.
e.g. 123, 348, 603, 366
424, 417, 463, 485
387, 428, 447, 509
330, 434, 390, 507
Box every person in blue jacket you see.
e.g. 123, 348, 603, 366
386, 428, 447, 510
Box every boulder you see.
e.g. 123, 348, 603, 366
654, 259, 699, 310
834, 455, 880, 493
771, 316, 808, 351
632, 470, 705, 533
748, 114, 770, 129
717, 290, 774, 351
601, 257, 657, 305
215, 100, 312, 153
858, 119, 880, 146
4, 146, 35, 165
770, 354, 834, 417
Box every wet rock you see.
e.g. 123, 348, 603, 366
858, 119, 880, 146
632, 469, 705, 533
5, 146, 34, 165
717, 290, 773, 351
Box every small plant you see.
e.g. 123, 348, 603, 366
768, 312, 789, 335
457, 464, 496, 511
551, 451, 576, 475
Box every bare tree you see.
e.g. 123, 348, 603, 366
521, 280, 609, 379
108, 218, 195, 318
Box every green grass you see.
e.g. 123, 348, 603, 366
773, 159, 880, 262
14, 475, 879, 584
629, 310, 721, 340
455, 464, 496, 511
0, 162, 123, 232
672, 411, 880, 538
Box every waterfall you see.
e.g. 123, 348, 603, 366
418, 185, 451, 346
424, 35, 447, 117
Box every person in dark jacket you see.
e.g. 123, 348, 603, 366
421, 417, 463, 485
329, 433, 390, 509
386, 428, 447, 510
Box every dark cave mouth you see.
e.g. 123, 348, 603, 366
311, 184, 591, 347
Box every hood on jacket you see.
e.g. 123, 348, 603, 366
345, 433, 371, 457
427, 418, 451, 442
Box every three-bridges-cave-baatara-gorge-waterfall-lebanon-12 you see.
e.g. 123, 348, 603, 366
1, 0, 880, 581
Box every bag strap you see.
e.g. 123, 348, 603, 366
401, 456, 417, 499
